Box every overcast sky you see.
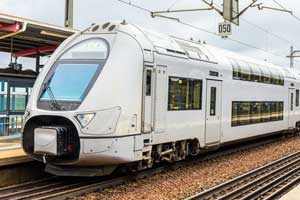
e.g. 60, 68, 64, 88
0, 0, 300, 69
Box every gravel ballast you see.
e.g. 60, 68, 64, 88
75, 136, 300, 200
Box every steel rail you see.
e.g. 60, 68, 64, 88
0, 134, 297, 200
216, 155, 300, 199
187, 150, 300, 200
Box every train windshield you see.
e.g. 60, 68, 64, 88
40, 38, 108, 102
40, 63, 101, 101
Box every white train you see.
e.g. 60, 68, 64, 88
22, 21, 300, 176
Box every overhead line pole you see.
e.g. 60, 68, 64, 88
287, 46, 300, 68
65, 0, 74, 28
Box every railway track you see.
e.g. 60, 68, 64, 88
187, 151, 300, 200
0, 134, 297, 200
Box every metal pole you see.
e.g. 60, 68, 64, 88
36, 53, 40, 74
287, 46, 300, 68
65, 0, 74, 28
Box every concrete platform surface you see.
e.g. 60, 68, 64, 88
0, 137, 32, 166
280, 185, 300, 200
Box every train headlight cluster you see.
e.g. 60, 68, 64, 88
75, 113, 96, 128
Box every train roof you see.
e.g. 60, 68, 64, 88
86, 21, 299, 81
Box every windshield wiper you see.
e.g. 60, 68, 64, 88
43, 82, 64, 111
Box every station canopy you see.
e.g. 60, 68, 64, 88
0, 12, 77, 58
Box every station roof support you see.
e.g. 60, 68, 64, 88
0, 13, 77, 58
0, 12, 77, 74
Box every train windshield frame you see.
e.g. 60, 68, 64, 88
38, 38, 109, 109
40, 61, 104, 102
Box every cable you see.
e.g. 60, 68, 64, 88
242, 18, 293, 45
117, 0, 151, 12
212, 1, 296, 46
167, 0, 182, 11
272, 0, 300, 23
115, 0, 292, 62
177, 20, 286, 59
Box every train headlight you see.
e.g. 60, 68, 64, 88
75, 113, 96, 128
23, 110, 31, 121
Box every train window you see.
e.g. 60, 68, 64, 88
250, 64, 261, 82
210, 87, 216, 116
168, 77, 202, 111
277, 102, 283, 120
41, 63, 101, 102
191, 80, 202, 109
60, 38, 109, 60
270, 69, 280, 85
230, 59, 240, 79
229, 58, 285, 86
270, 102, 276, 121
260, 66, 271, 84
278, 71, 285, 85
250, 102, 261, 124
146, 70, 152, 96
232, 101, 284, 127
239, 61, 251, 81
261, 102, 270, 122
291, 93, 294, 111
232, 102, 238, 126
239, 102, 250, 125
279, 102, 284, 120
296, 90, 299, 107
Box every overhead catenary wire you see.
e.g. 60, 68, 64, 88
115, 0, 293, 63
270, 0, 300, 63
271, 0, 300, 23
212, 1, 296, 46
117, 0, 152, 12
167, 0, 182, 11
212, 1, 298, 63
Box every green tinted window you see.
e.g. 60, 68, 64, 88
168, 77, 202, 111
230, 58, 284, 86
232, 101, 284, 127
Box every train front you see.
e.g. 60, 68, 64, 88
22, 22, 145, 176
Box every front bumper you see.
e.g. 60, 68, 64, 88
75, 134, 143, 166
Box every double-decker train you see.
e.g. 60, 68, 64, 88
22, 21, 300, 176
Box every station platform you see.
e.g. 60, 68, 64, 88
0, 135, 47, 187
280, 185, 300, 200
281, 185, 300, 200
0, 135, 32, 166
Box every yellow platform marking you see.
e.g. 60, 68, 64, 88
0, 148, 25, 159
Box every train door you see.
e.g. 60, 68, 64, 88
288, 88, 296, 128
142, 67, 153, 133
154, 65, 167, 133
205, 80, 222, 145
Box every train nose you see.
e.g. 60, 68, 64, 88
23, 115, 80, 164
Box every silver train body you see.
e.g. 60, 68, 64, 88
22, 21, 300, 176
